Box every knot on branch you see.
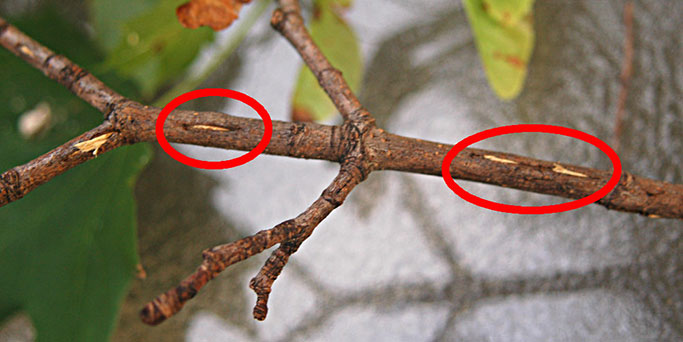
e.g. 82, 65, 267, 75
598, 171, 683, 218
0, 168, 22, 203
337, 121, 361, 157
270, 8, 299, 31
106, 100, 148, 143
321, 186, 345, 207
599, 171, 633, 210
336, 118, 376, 178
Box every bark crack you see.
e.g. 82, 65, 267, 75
0, 0, 680, 327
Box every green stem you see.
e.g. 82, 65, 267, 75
153, 0, 271, 107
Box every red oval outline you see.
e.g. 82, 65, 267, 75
441, 124, 622, 214
155, 88, 272, 170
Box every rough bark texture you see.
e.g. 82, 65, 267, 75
1, 15, 680, 217
0, 0, 681, 326
371, 132, 682, 218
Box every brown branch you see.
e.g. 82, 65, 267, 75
141, 0, 680, 324
0, 100, 345, 207
249, 238, 301, 320
2, 12, 679, 215
0, 121, 123, 205
371, 131, 683, 219
246, 118, 373, 320
270, 0, 374, 124
0, 0, 681, 327
140, 160, 366, 324
0, 17, 125, 114
612, 1, 634, 151
5, 101, 678, 218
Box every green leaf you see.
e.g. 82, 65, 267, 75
463, 0, 535, 100
99, 0, 214, 99
291, 0, 363, 121
0, 9, 150, 342
0, 148, 149, 342
88, 0, 160, 51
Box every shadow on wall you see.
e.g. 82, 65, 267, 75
113, 146, 262, 342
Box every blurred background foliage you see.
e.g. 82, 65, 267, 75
0, 1, 218, 341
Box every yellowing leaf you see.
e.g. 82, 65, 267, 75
463, 0, 535, 100
291, 0, 362, 122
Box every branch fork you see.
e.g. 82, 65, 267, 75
0, 0, 681, 326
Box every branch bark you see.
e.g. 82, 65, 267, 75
140, 160, 365, 324
0, 0, 681, 326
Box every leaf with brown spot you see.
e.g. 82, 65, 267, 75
177, 0, 253, 31
463, 0, 535, 99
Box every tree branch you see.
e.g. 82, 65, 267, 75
140, 160, 365, 324
371, 131, 682, 218
2, 14, 679, 216
0, 17, 125, 114
0, 0, 681, 327
270, 0, 374, 124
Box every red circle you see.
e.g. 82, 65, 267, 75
155, 88, 272, 170
441, 124, 622, 214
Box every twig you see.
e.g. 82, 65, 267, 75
140, 161, 366, 324
2, 13, 679, 215
0, 121, 124, 204
0, 18, 125, 114
612, 1, 634, 151
249, 238, 301, 320
0, 0, 681, 326
270, 0, 374, 124
248, 0, 382, 310
2, 98, 679, 218
371, 132, 682, 219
